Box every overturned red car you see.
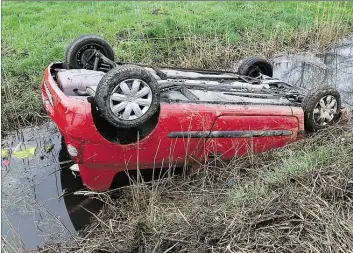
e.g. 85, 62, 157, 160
42, 35, 348, 192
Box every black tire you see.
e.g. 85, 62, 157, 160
238, 56, 273, 77
65, 34, 115, 70
95, 65, 160, 129
302, 86, 341, 132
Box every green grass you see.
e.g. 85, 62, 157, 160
2, 1, 353, 132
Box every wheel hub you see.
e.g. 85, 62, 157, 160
109, 79, 152, 121
80, 49, 95, 66
313, 95, 338, 126
76, 44, 105, 70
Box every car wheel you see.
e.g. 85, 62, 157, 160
95, 65, 160, 129
302, 86, 341, 132
238, 56, 273, 77
65, 34, 115, 71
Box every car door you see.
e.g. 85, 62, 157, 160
145, 103, 215, 168
86, 102, 217, 170
202, 105, 300, 161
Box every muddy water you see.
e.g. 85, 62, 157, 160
273, 36, 353, 107
1, 123, 102, 251
1, 38, 353, 251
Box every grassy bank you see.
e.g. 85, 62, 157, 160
2, 1, 353, 133
24, 123, 351, 253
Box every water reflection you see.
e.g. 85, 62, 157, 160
1, 123, 182, 251
59, 146, 103, 232
1, 123, 103, 251
273, 38, 353, 107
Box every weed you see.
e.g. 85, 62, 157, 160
1, 2, 353, 133
31, 124, 353, 253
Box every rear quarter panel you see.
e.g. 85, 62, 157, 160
201, 105, 302, 160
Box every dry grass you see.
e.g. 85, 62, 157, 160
31, 123, 353, 253
115, 24, 353, 71
2, 1, 353, 133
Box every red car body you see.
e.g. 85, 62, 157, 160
42, 63, 304, 192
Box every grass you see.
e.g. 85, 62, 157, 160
1, 1, 353, 133
17, 123, 350, 253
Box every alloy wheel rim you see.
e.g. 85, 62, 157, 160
109, 79, 152, 120
313, 95, 338, 126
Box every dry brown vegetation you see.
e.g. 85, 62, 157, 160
24, 123, 353, 253
2, 1, 353, 133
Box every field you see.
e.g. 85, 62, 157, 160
1, 1, 353, 133
2, 2, 353, 252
